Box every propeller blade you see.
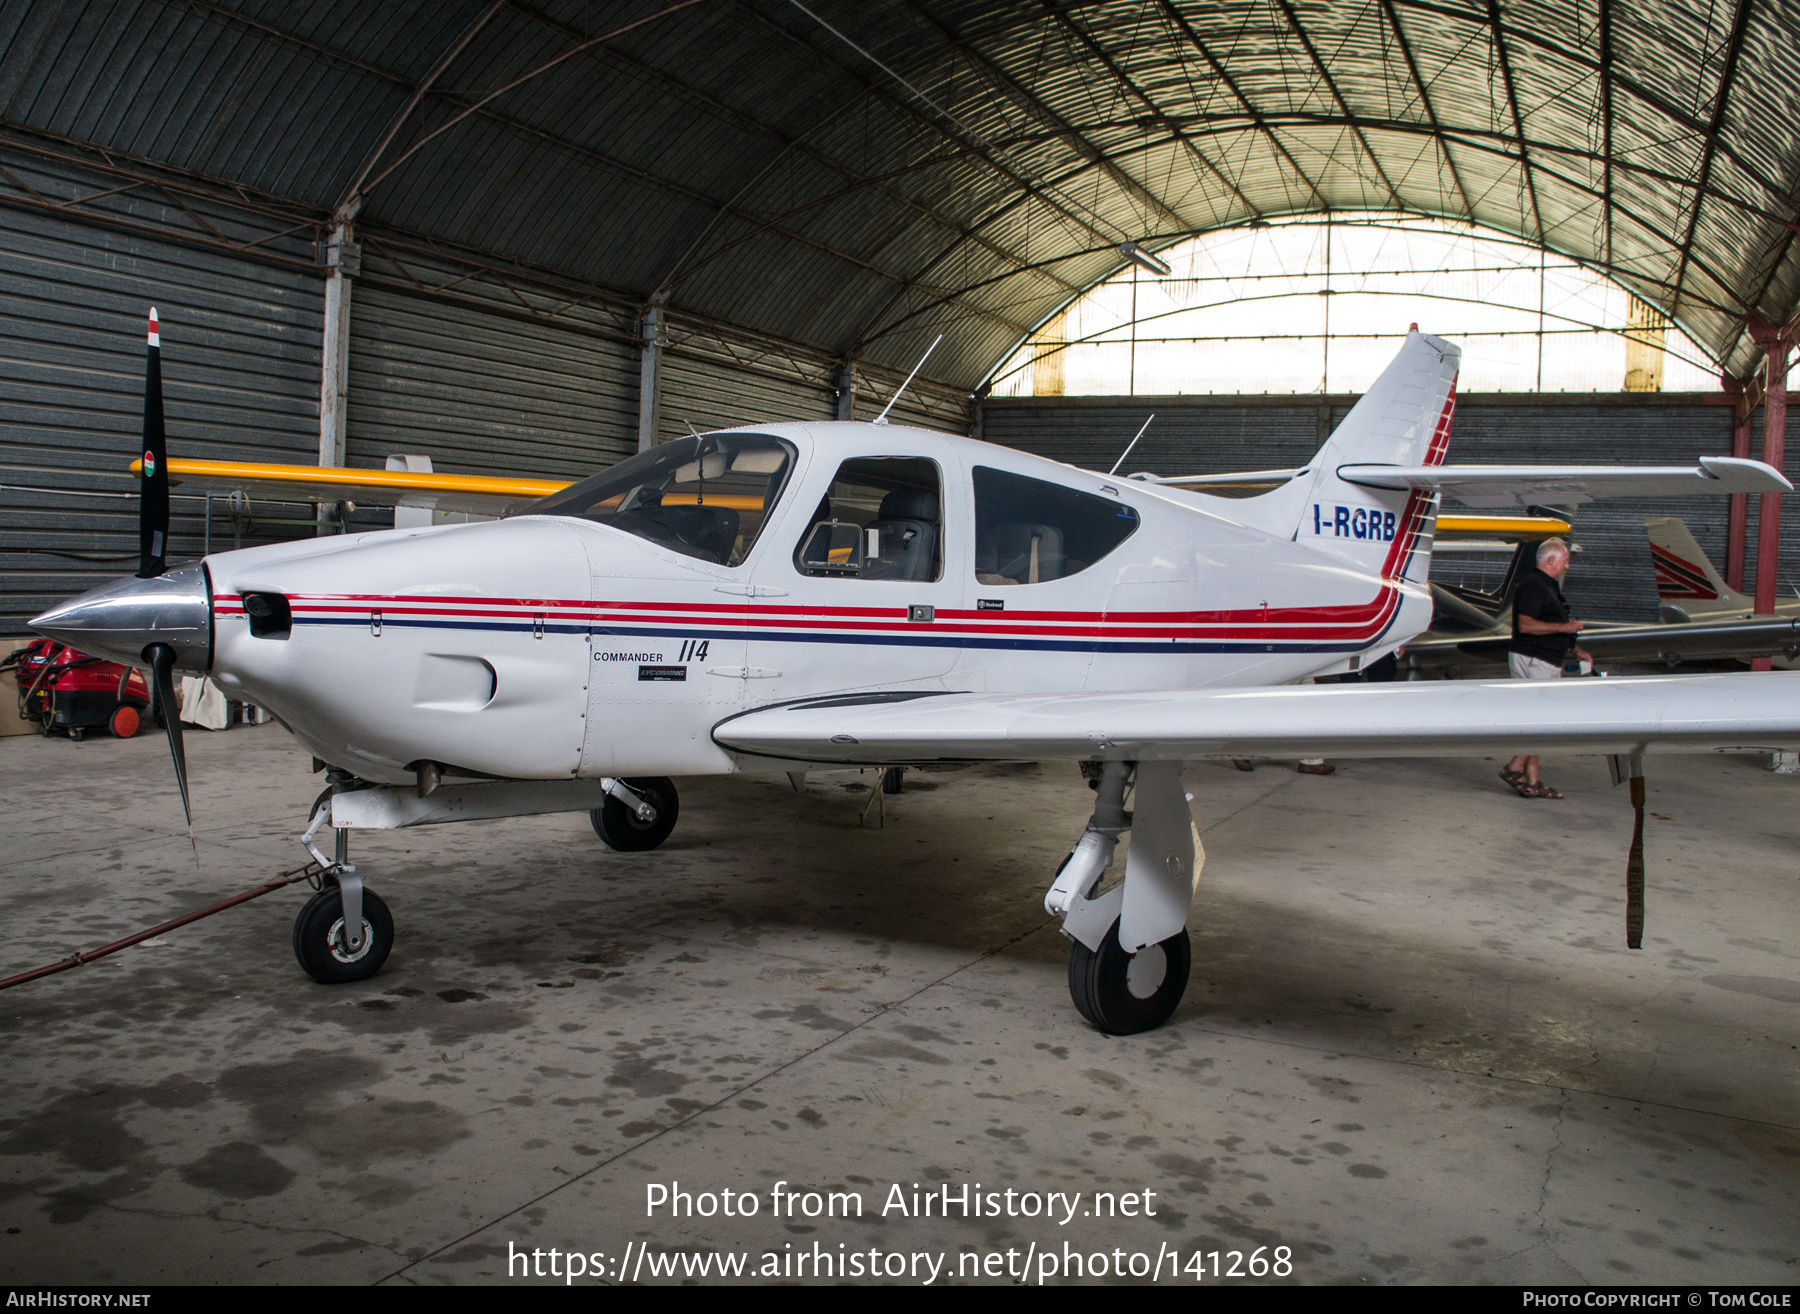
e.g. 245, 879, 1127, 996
147, 643, 191, 826
138, 308, 169, 580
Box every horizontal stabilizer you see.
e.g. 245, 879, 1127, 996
1338, 456, 1789, 507
714, 673, 1800, 764
1137, 468, 1302, 488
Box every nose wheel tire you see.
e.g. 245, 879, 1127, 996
590, 776, 679, 851
293, 884, 393, 984
1068, 918, 1191, 1035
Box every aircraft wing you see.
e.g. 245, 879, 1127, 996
713, 672, 1800, 765
134, 458, 567, 516
1337, 455, 1790, 507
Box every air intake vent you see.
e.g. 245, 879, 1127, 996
242, 592, 292, 639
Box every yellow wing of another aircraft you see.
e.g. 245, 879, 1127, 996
1435, 514, 1571, 541
135, 460, 1564, 537
132, 458, 568, 517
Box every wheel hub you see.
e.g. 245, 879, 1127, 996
327, 916, 374, 964
1125, 943, 1167, 999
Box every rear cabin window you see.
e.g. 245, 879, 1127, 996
793, 457, 943, 582
526, 432, 795, 567
972, 466, 1139, 585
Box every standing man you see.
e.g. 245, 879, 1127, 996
1501, 538, 1591, 798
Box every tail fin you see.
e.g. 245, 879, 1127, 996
1239, 330, 1459, 583
1645, 515, 1746, 611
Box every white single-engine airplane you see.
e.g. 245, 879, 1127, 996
32, 315, 1800, 1033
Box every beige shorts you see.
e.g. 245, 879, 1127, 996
1509, 652, 1564, 680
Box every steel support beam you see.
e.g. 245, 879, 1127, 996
1486, 0, 1544, 244
1380, 0, 1475, 222
836, 357, 857, 421
1153, 0, 1327, 209
1598, 0, 1615, 268
1669, 0, 1755, 319
637, 303, 665, 453
317, 222, 358, 475
1726, 380, 1752, 591
1276, 0, 1406, 211
503, 3, 1070, 303
1749, 327, 1789, 663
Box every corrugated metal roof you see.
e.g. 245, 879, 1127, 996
3, 0, 1796, 388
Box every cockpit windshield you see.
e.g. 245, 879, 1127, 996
527, 433, 796, 567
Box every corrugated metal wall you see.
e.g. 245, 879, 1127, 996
846, 361, 973, 434
0, 155, 322, 635
658, 339, 837, 443
346, 285, 638, 481
983, 394, 1799, 622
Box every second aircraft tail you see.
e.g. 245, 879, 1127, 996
1646, 515, 1747, 614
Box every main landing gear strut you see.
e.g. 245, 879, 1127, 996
1045, 761, 1201, 1035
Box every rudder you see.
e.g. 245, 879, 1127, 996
1241, 330, 1460, 585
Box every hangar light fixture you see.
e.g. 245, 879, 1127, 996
1119, 241, 1173, 277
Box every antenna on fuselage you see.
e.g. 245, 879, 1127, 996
872, 334, 943, 426
1107, 414, 1156, 476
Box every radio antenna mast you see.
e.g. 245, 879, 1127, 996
873, 335, 943, 426
1107, 414, 1156, 476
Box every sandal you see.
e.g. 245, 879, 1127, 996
1517, 780, 1563, 799
1499, 767, 1526, 789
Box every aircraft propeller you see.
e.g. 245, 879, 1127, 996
135, 308, 192, 827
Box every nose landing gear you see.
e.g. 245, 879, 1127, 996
1048, 760, 1200, 1035
292, 783, 393, 984
293, 879, 394, 984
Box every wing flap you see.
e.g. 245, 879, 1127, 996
1338, 455, 1790, 507
713, 673, 1800, 764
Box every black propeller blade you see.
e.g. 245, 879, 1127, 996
146, 643, 191, 827
138, 307, 169, 580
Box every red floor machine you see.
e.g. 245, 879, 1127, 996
4, 639, 154, 740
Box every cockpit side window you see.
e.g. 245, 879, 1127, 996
793, 457, 943, 582
972, 466, 1139, 585
526, 433, 796, 567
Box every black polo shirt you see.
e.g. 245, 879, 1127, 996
1511, 566, 1573, 665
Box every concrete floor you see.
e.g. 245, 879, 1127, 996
0, 723, 1795, 1286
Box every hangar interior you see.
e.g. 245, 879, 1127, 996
2, 0, 1797, 1287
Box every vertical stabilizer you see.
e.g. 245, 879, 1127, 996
1237, 330, 1460, 584
1645, 515, 1747, 613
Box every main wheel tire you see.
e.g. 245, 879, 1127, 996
882, 766, 905, 795
1068, 918, 1191, 1035
293, 884, 393, 984
109, 704, 140, 738
589, 776, 679, 852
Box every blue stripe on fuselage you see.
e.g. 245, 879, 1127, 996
288, 614, 1389, 655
